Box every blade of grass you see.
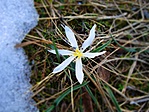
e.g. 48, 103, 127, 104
85, 85, 101, 111
45, 81, 89, 112
92, 40, 111, 52
104, 85, 122, 112
110, 34, 137, 53
50, 37, 61, 62
54, 81, 89, 106
45, 105, 55, 112
85, 85, 97, 104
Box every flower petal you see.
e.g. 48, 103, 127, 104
53, 56, 75, 73
75, 58, 84, 84
64, 26, 78, 48
48, 49, 73, 55
81, 24, 96, 51
83, 51, 106, 58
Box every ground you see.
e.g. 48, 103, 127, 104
18, 0, 149, 111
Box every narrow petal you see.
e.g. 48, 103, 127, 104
83, 51, 106, 58
75, 58, 84, 84
48, 49, 73, 55
64, 26, 78, 48
53, 56, 75, 73
48, 50, 56, 54
82, 24, 96, 51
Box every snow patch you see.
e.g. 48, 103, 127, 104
0, 0, 39, 111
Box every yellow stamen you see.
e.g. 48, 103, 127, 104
73, 49, 83, 58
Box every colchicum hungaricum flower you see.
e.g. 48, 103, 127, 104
48, 24, 106, 84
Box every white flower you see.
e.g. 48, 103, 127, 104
48, 24, 106, 84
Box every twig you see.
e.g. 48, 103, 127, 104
122, 55, 138, 94
104, 57, 148, 65
130, 95, 149, 105
39, 13, 127, 20
69, 71, 75, 112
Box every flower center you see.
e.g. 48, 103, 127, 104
73, 49, 83, 58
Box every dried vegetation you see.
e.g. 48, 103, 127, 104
17, 0, 149, 111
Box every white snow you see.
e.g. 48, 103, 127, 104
0, 0, 39, 111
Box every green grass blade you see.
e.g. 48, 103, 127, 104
85, 85, 99, 107
92, 40, 111, 52
54, 81, 89, 105
45, 81, 89, 112
50, 38, 61, 63
45, 105, 55, 112
104, 85, 122, 112
110, 34, 136, 53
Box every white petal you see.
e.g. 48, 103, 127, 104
82, 24, 96, 51
48, 50, 56, 54
75, 58, 84, 84
83, 51, 106, 58
48, 49, 73, 55
64, 26, 78, 48
53, 56, 75, 73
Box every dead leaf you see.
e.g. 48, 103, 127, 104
97, 66, 110, 82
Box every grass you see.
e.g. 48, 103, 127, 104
17, 0, 149, 111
